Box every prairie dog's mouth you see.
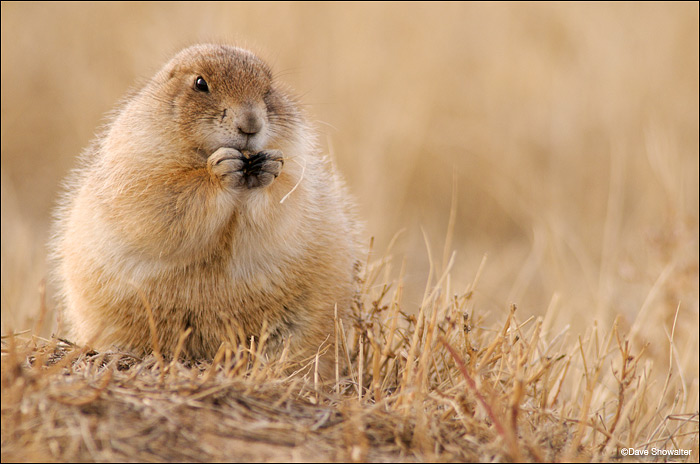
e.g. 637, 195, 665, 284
216, 146, 253, 157
217, 133, 267, 154
219, 147, 276, 160
213, 146, 282, 161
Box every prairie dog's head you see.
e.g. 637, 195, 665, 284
144, 44, 302, 155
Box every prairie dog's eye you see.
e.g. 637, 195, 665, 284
194, 76, 209, 92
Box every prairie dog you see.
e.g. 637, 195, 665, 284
50, 44, 361, 375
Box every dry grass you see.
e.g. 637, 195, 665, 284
2, 244, 697, 462
1, 2, 698, 462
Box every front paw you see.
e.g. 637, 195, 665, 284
207, 147, 247, 186
207, 148, 284, 189
243, 150, 284, 189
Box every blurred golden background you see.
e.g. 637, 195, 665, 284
2, 2, 698, 363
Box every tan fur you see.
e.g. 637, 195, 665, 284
50, 44, 361, 377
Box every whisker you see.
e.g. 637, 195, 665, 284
279, 156, 306, 204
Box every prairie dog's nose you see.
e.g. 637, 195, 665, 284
237, 110, 263, 135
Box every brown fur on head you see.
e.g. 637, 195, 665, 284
140, 44, 302, 156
